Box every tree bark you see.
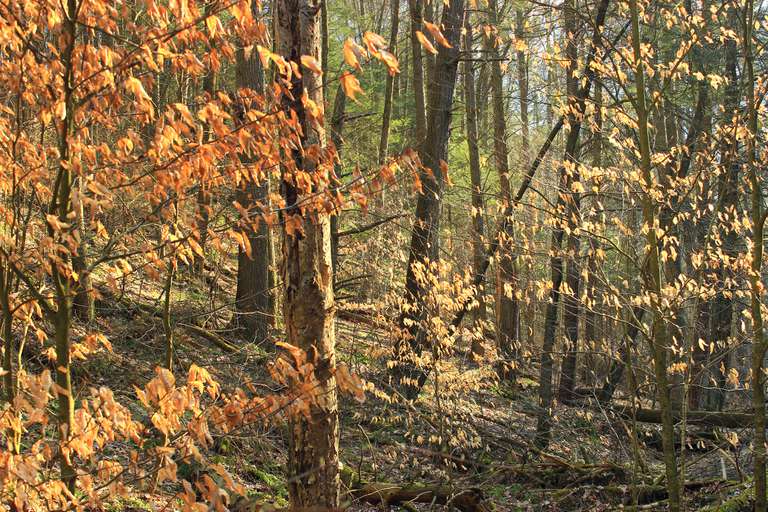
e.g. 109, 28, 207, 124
691, 7, 738, 412
234, 19, 273, 342
329, 84, 347, 275
557, 0, 582, 404
275, 0, 340, 508
392, 0, 465, 399
462, 17, 486, 351
629, 0, 680, 507
378, 0, 400, 164
54, 0, 79, 493
195, 3, 217, 273
744, 0, 766, 509
583, 83, 603, 387
407, 0, 427, 150
487, 0, 520, 369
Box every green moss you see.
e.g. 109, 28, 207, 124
105, 496, 152, 512
699, 481, 753, 512
240, 462, 287, 498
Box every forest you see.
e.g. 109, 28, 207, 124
1, 0, 768, 510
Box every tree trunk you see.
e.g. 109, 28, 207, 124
557, 0, 582, 404
535, 174, 567, 448
629, 0, 680, 507
407, 0, 426, 150
536, 0, 589, 444
614, 407, 755, 429
392, 0, 465, 399
329, 84, 347, 275
515, 8, 529, 170
234, 23, 273, 342
744, 1, 766, 509
53, 0, 79, 493
275, 0, 340, 508
583, 83, 603, 387
691, 8, 738, 412
72, 187, 94, 323
462, 17, 486, 352
0, 267, 20, 454
378, 0, 400, 164
488, 0, 520, 370
194, 1, 217, 273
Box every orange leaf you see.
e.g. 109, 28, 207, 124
424, 21, 452, 48
340, 72, 365, 101
379, 49, 400, 75
363, 31, 388, 55
343, 38, 365, 71
416, 30, 438, 55
205, 15, 219, 38
300, 55, 323, 74
125, 76, 151, 101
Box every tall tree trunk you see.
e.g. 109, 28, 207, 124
275, 0, 339, 507
234, 22, 273, 342
195, 1, 217, 273
488, 0, 520, 371
538, 0, 578, 439
515, 7, 529, 169
54, 0, 79, 493
463, 17, 486, 349
378, 0, 400, 163
690, 6, 737, 412
535, 172, 568, 448
392, 0, 465, 399
629, 0, 680, 507
407, 0, 426, 150
583, 83, 602, 386
557, 0, 582, 404
0, 266, 20, 454
745, 0, 766, 509
330, 84, 347, 275
72, 186, 94, 323
516, 7, 536, 348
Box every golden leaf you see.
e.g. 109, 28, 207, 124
416, 30, 438, 55
300, 55, 323, 75
340, 72, 365, 101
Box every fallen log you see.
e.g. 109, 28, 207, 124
614, 407, 753, 429
552, 478, 732, 507
351, 482, 491, 512
341, 467, 490, 512
182, 324, 238, 353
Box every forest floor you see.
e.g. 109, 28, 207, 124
43, 267, 756, 512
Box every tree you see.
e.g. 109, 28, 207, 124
233, 7, 273, 342
745, 0, 766, 507
629, 0, 681, 506
487, 0, 520, 371
275, 0, 340, 507
536, 0, 606, 446
556, 0, 583, 404
407, 0, 427, 148
462, 15, 486, 352
393, 0, 465, 399
378, 0, 400, 164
